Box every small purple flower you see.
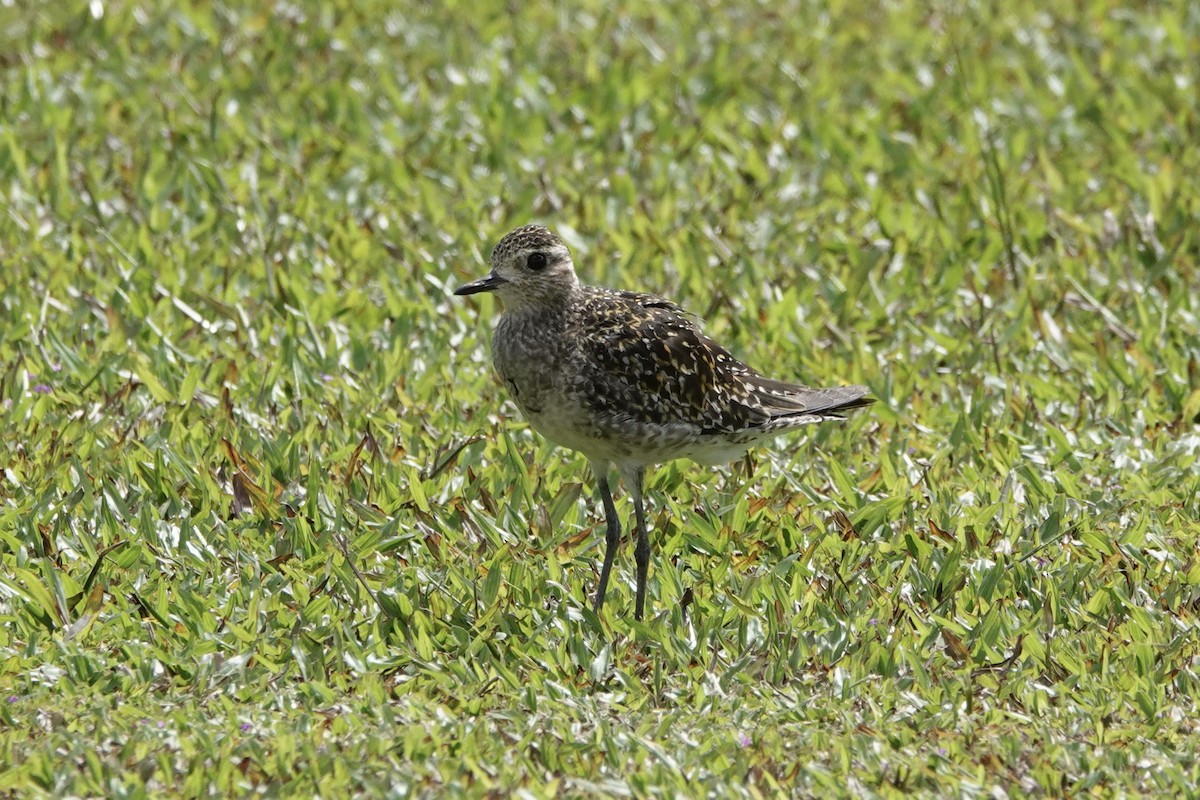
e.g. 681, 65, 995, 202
241, 722, 252, 732
868, 618, 878, 627
321, 374, 334, 382
51, 363, 63, 372
32, 384, 52, 394
6, 695, 17, 703
157, 721, 166, 729
737, 733, 752, 747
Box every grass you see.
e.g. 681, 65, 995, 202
1, 0, 1198, 795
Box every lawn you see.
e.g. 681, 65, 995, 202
1, 0, 1198, 796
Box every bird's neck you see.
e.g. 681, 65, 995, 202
498, 280, 582, 315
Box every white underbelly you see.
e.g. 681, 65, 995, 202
522, 405, 761, 467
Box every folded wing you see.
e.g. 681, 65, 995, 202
576, 288, 871, 434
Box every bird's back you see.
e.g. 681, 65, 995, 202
554, 285, 870, 465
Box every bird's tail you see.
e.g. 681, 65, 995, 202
754, 382, 874, 425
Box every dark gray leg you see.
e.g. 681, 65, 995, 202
591, 460, 620, 615
628, 467, 650, 621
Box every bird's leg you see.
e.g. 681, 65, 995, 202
591, 460, 620, 615
627, 467, 650, 621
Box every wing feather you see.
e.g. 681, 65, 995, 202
572, 287, 871, 433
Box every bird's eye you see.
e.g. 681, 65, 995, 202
526, 252, 547, 271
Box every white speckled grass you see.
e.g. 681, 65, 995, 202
1, 1, 1197, 797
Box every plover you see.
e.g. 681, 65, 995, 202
455, 224, 872, 621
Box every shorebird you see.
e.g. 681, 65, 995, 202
455, 224, 872, 621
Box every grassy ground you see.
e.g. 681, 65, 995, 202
2, 0, 1198, 796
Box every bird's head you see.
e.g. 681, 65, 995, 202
454, 224, 579, 309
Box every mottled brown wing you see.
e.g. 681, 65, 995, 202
574, 289, 768, 433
